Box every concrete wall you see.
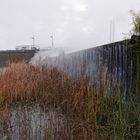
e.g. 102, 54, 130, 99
49, 36, 140, 96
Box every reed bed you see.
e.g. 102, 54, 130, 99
0, 62, 139, 139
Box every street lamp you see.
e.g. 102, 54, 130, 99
32, 35, 35, 47
50, 33, 54, 47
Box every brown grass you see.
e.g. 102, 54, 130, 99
0, 62, 45, 106
0, 62, 140, 140
0, 62, 112, 139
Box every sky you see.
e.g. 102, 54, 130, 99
0, 0, 140, 50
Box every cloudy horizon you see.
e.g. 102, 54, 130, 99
0, 0, 140, 51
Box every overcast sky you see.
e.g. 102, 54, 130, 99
0, 0, 140, 50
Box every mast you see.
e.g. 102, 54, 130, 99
50, 33, 54, 47
32, 35, 35, 48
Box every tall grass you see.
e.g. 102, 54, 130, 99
0, 62, 140, 139
0, 62, 45, 106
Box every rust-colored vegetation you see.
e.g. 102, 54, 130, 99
0, 62, 139, 139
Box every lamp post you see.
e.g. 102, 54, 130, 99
50, 34, 54, 47
32, 35, 35, 48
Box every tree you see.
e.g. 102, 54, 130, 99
130, 10, 140, 36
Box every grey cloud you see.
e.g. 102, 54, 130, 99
0, 0, 139, 50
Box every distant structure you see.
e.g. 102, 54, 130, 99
32, 35, 35, 48
15, 35, 40, 52
15, 45, 39, 52
50, 33, 54, 47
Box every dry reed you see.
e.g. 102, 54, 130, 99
0, 62, 139, 139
